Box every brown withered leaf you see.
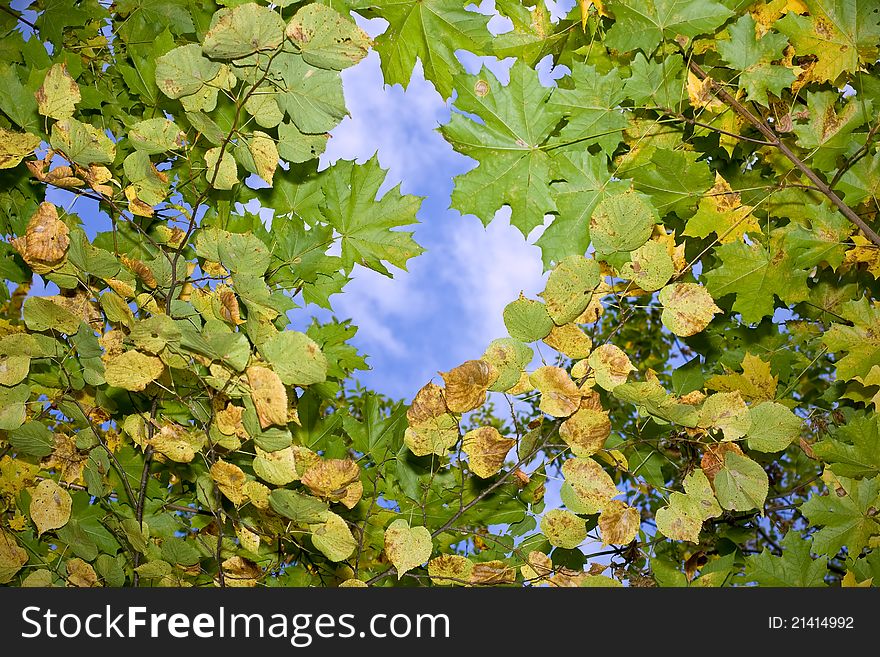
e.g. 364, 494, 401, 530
462, 426, 515, 478
121, 256, 158, 288
81, 164, 115, 196
210, 460, 248, 506
220, 556, 261, 587
11, 202, 70, 270
407, 382, 448, 424
301, 458, 362, 506
42, 433, 88, 485
29, 479, 72, 536
125, 185, 154, 217
521, 550, 553, 583
469, 560, 516, 585
701, 442, 744, 484
246, 366, 288, 429
27, 156, 85, 188
218, 287, 243, 325
66, 558, 100, 587
216, 402, 246, 437
440, 360, 496, 413
47, 289, 103, 329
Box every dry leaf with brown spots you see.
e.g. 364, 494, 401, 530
11, 202, 70, 271
301, 458, 362, 507
598, 500, 640, 545
462, 426, 515, 478
42, 433, 88, 484
220, 556, 261, 587
210, 460, 248, 505
247, 366, 288, 429
407, 382, 448, 424
440, 360, 496, 413
530, 366, 582, 417
66, 558, 100, 587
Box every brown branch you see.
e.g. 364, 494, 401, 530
687, 60, 880, 247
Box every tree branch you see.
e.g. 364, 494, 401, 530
687, 60, 880, 247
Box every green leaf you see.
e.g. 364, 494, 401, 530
713, 451, 769, 511
23, 297, 81, 334
0, 64, 40, 132
0, 385, 28, 431
813, 414, 880, 478
482, 338, 533, 392
620, 148, 713, 217
590, 188, 657, 256
747, 401, 803, 453
549, 62, 628, 154
605, 0, 734, 54
318, 156, 423, 275
542, 256, 601, 324
50, 118, 116, 166
154, 44, 222, 99
777, 0, 880, 83
259, 331, 327, 386
782, 204, 854, 270
716, 14, 795, 106
276, 54, 346, 134
744, 531, 828, 587
503, 295, 554, 342
350, 0, 493, 98
8, 421, 54, 458
204, 147, 238, 190
286, 3, 370, 71
128, 118, 185, 155
654, 469, 721, 543
542, 152, 617, 268
801, 475, 880, 558
792, 91, 871, 170
623, 53, 687, 110
704, 234, 810, 324
269, 489, 330, 523
839, 153, 880, 207
202, 3, 285, 60
442, 61, 563, 236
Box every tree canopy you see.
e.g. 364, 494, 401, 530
1, 0, 879, 588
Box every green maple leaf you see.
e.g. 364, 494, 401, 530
744, 531, 828, 586
442, 61, 564, 236
782, 203, 853, 270
838, 152, 880, 207
350, 0, 493, 98
777, 0, 880, 83
792, 91, 871, 170
716, 14, 795, 106
800, 475, 880, 558
703, 231, 810, 324
540, 151, 622, 268
823, 298, 880, 382
318, 156, 423, 276
616, 147, 713, 217
549, 62, 630, 154
604, 0, 734, 54
814, 414, 880, 479
492, 0, 585, 66
623, 53, 687, 110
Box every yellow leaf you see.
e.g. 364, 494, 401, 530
543, 323, 593, 359
706, 352, 778, 402
686, 173, 760, 243
148, 423, 204, 463
469, 560, 515, 584
385, 519, 433, 579
843, 235, 880, 279
301, 458, 362, 507
210, 460, 248, 506
841, 570, 873, 587
588, 344, 635, 391
531, 366, 582, 417
249, 131, 278, 184
246, 365, 288, 429
559, 406, 611, 457
0, 530, 28, 584
579, 0, 609, 30
598, 500, 640, 545
561, 457, 618, 513
658, 282, 722, 337
686, 71, 725, 112
428, 554, 474, 586
404, 413, 459, 457
0, 127, 41, 169
462, 426, 515, 478
42, 433, 88, 484
104, 350, 164, 391
521, 550, 553, 584
440, 360, 496, 413
29, 479, 72, 536
310, 512, 356, 562
541, 509, 587, 549
36, 63, 80, 120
